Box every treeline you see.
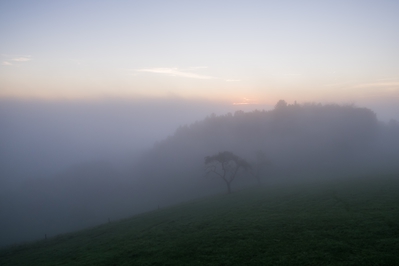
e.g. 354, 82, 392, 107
136, 100, 399, 194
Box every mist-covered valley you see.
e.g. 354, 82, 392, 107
1, 98, 399, 247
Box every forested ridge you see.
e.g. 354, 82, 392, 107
138, 101, 399, 183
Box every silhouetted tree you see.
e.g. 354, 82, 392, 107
275, 99, 287, 110
205, 151, 251, 194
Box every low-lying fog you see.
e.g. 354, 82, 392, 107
1, 97, 254, 182
0, 97, 269, 246
1, 97, 398, 247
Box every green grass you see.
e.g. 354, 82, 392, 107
1, 175, 399, 265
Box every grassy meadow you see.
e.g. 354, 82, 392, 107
1, 174, 399, 265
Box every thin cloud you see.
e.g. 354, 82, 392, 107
2, 61, 12, 66
135, 68, 214, 80
226, 79, 241, 82
233, 97, 258, 105
1, 54, 32, 62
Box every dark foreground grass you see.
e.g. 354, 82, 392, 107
1, 174, 399, 265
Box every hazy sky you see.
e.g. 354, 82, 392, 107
1, 1, 398, 117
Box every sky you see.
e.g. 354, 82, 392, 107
0, 0, 399, 119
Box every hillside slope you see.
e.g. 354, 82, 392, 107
1, 174, 399, 265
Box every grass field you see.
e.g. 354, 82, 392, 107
1, 174, 399, 265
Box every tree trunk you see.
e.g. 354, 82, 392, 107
226, 181, 232, 194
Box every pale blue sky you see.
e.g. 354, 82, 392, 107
1, 0, 398, 117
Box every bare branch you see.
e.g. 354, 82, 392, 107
204, 151, 251, 193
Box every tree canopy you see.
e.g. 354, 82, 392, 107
205, 151, 250, 194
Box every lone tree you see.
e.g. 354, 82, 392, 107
204, 151, 251, 194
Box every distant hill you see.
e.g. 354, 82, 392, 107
1, 101, 399, 247
1, 175, 398, 265
135, 101, 399, 197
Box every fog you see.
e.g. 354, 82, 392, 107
0, 97, 270, 246
0, 97, 257, 182
1, 98, 399, 247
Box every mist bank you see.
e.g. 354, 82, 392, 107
0, 97, 265, 184
135, 101, 399, 195
1, 98, 399, 247
0, 97, 270, 247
